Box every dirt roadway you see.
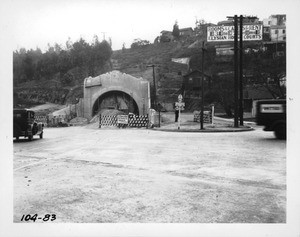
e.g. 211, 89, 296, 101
13, 125, 286, 223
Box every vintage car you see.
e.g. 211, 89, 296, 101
13, 109, 44, 141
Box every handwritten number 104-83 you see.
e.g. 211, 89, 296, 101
21, 214, 56, 222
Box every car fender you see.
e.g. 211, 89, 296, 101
271, 119, 286, 131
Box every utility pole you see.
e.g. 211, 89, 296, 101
227, 15, 258, 127
239, 15, 244, 126
200, 41, 205, 130
147, 65, 157, 110
234, 15, 239, 128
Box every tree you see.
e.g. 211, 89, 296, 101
13, 36, 113, 86
65, 37, 73, 50
172, 20, 180, 38
202, 43, 286, 116
61, 71, 74, 85
71, 37, 90, 67
244, 45, 286, 98
208, 73, 235, 117
195, 18, 206, 28
122, 43, 126, 52
57, 50, 72, 74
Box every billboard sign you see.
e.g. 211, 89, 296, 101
207, 24, 262, 42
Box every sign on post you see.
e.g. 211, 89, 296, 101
176, 94, 185, 130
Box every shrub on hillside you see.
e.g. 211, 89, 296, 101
61, 72, 74, 85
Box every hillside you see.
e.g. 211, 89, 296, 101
111, 41, 193, 110
14, 40, 197, 112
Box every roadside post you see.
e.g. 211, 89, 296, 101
157, 103, 163, 127
175, 94, 185, 130
99, 114, 101, 128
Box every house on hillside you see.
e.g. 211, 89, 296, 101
179, 27, 194, 37
263, 14, 286, 27
159, 27, 194, 43
270, 25, 286, 42
262, 14, 286, 57
160, 30, 173, 42
182, 70, 211, 98
263, 14, 286, 43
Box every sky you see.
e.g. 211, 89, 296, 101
1, 0, 297, 52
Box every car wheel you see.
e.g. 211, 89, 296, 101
28, 135, 33, 141
274, 123, 286, 140
39, 132, 43, 139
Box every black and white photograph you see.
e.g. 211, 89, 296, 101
1, 0, 300, 236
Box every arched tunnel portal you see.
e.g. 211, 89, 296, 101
92, 90, 139, 117
82, 71, 150, 120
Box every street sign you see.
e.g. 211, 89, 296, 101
175, 102, 185, 110
176, 94, 185, 129
178, 94, 183, 102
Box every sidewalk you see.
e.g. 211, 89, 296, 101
153, 112, 255, 133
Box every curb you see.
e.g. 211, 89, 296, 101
151, 126, 255, 133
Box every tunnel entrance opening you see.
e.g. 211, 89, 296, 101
92, 90, 139, 117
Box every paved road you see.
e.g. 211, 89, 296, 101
13, 124, 286, 223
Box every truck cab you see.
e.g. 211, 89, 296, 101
256, 99, 286, 139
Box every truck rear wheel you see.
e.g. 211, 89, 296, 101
274, 123, 286, 140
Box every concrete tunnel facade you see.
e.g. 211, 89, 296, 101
82, 70, 151, 120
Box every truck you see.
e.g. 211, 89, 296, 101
256, 99, 286, 139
